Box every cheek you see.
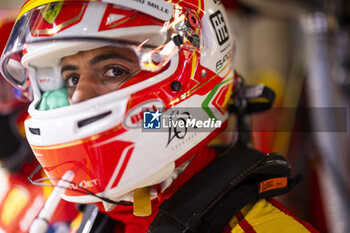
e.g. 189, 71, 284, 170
67, 87, 75, 100
104, 82, 124, 93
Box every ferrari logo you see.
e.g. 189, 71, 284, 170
40, 2, 64, 24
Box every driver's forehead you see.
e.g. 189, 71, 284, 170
60, 46, 138, 66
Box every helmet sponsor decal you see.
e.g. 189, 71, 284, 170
69, 179, 98, 190
209, 10, 229, 46
216, 50, 232, 72
102, 0, 173, 21
30, 2, 87, 36
165, 110, 192, 147
40, 1, 63, 24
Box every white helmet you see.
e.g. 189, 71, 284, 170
0, 0, 236, 207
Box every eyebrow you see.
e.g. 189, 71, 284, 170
89, 53, 134, 66
61, 53, 135, 74
61, 65, 79, 74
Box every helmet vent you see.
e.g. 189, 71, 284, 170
29, 127, 41, 135
77, 111, 112, 128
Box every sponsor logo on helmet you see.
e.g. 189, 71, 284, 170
31, 2, 87, 36
210, 10, 229, 46
104, 0, 173, 21
40, 2, 63, 24
216, 50, 232, 71
69, 179, 98, 190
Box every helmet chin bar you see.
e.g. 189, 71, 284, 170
28, 164, 133, 206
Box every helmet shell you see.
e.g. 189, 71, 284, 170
1, 0, 236, 204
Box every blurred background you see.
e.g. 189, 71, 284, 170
0, 1, 25, 8
0, 0, 348, 232
222, 0, 350, 233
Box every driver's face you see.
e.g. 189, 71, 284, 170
61, 46, 140, 104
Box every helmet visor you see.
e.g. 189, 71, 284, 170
0, 1, 202, 100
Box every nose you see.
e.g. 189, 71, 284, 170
69, 72, 100, 104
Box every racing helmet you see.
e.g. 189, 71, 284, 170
0, 0, 236, 205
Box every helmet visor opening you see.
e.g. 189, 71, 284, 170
0, 1, 202, 105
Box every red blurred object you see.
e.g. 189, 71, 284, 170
221, 0, 239, 9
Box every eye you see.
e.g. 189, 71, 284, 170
65, 74, 80, 87
104, 66, 129, 78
